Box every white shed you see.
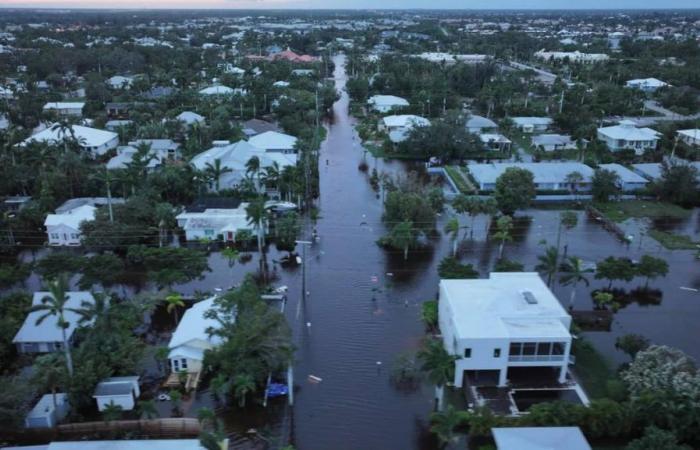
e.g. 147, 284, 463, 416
25, 393, 70, 428
93, 376, 140, 412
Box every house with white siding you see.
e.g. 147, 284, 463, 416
13, 291, 95, 354
42, 102, 84, 117
512, 117, 553, 133
625, 78, 669, 92
598, 163, 649, 191
168, 297, 224, 375
21, 124, 119, 157
677, 129, 700, 147
467, 162, 594, 192
44, 204, 96, 246
597, 120, 660, 155
25, 393, 70, 428
439, 273, 573, 388
176, 204, 251, 242
367, 95, 410, 113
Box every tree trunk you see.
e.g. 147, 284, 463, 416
435, 385, 445, 412
61, 327, 74, 377
498, 241, 505, 259
403, 246, 408, 260
569, 282, 577, 310
452, 239, 457, 257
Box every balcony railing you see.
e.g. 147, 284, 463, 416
508, 355, 565, 362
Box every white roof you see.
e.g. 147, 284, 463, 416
532, 134, 575, 146
248, 131, 298, 151
492, 427, 591, 450
466, 115, 497, 129
44, 204, 96, 230
468, 162, 594, 185
382, 114, 430, 128
168, 297, 224, 359
626, 77, 668, 88
23, 124, 117, 149
440, 273, 571, 340
678, 129, 700, 140
479, 133, 512, 144
176, 207, 250, 235
199, 85, 234, 95
5, 440, 209, 450
368, 95, 409, 107
598, 122, 660, 141
106, 146, 162, 170
13, 292, 95, 344
512, 117, 553, 126
42, 102, 84, 111
273, 80, 290, 87
632, 163, 663, 180
177, 111, 205, 124
27, 393, 68, 419
598, 163, 649, 184
191, 140, 296, 179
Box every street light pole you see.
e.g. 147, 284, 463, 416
296, 240, 312, 309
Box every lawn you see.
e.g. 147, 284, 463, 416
571, 339, 616, 399
445, 166, 475, 194
648, 229, 700, 250
593, 200, 691, 223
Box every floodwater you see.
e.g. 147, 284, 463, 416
6, 54, 700, 449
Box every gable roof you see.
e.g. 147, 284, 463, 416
199, 85, 233, 95
13, 291, 95, 344
466, 115, 497, 129
22, 124, 117, 149
168, 297, 224, 357
248, 131, 297, 151
44, 204, 96, 230
598, 121, 660, 141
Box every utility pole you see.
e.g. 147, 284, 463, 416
559, 90, 565, 114
295, 240, 312, 320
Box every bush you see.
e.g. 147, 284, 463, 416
421, 300, 438, 331
438, 257, 479, 279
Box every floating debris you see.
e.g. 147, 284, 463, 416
308, 375, 322, 383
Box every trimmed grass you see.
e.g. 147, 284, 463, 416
445, 166, 475, 194
648, 229, 700, 250
571, 339, 616, 399
593, 200, 691, 223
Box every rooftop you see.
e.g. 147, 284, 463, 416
13, 292, 95, 344
440, 273, 571, 340
492, 426, 591, 450
598, 163, 649, 184
168, 297, 224, 355
22, 124, 117, 149
468, 162, 594, 185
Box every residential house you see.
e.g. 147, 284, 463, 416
13, 291, 96, 354
191, 140, 297, 192
107, 75, 134, 89
0, 113, 9, 130
479, 133, 512, 152
176, 111, 206, 126
512, 117, 553, 133
367, 95, 410, 113
677, 129, 700, 146
242, 118, 281, 137
631, 163, 663, 181
249, 130, 298, 154
491, 427, 591, 450
25, 393, 70, 428
273, 80, 290, 88
107, 139, 180, 170
168, 297, 223, 374
0, 86, 13, 99
93, 376, 140, 412
466, 115, 498, 134
598, 163, 649, 191
144, 86, 175, 100
531, 134, 582, 152
105, 119, 133, 130
534, 50, 609, 63
291, 69, 314, 76
625, 77, 669, 92
597, 120, 660, 155
438, 273, 573, 388
21, 124, 119, 157
42, 102, 84, 117
379, 114, 430, 143
413, 52, 489, 64
44, 204, 96, 246
468, 162, 593, 191
199, 85, 234, 96
220, 64, 245, 76
105, 102, 130, 119
176, 204, 251, 242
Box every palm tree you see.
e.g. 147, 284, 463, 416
209, 373, 229, 405
389, 221, 415, 260
137, 399, 159, 419
418, 339, 458, 411
50, 119, 76, 154
32, 353, 67, 410
102, 402, 123, 422
165, 293, 185, 326
559, 256, 593, 310
92, 169, 115, 223
430, 405, 462, 449
154, 346, 170, 375
245, 156, 261, 192
233, 373, 256, 407
535, 246, 559, 287
260, 161, 280, 193
493, 215, 513, 260
31, 275, 76, 376
197, 407, 216, 430
204, 158, 232, 192
245, 197, 268, 256
444, 217, 461, 257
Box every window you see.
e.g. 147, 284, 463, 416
180, 359, 188, 369
70, 234, 78, 239
523, 343, 536, 356
50, 233, 59, 239
553, 342, 566, 355
173, 359, 180, 371
53, 342, 62, 350
464, 348, 472, 358
509, 342, 522, 356
493, 348, 501, 358
204, 229, 215, 236
537, 342, 552, 356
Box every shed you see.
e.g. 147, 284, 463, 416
93, 376, 140, 411
25, 393, 70, 428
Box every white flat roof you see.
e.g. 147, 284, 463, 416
440, 273, 571, 340
468, 162, 594, 185
43, 102, 85, 110
492, 427, 591, 450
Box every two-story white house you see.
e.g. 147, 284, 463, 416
597, 120, 660, 155
438, 273, 573, 388
44, 204, 96, 246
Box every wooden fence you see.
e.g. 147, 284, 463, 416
57, 418, 200, 438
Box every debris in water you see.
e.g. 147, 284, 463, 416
308, 375, 322, 383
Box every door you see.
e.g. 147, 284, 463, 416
227, 232, 234, 241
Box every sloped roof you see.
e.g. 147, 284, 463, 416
248, 131, 297, 151
22, 124, 117, 148
492, 427, 591, 450
199, 85, 233, 95
466, 115, 497, 129
13, 291, 95, 344
44, 204, 96, 229
168, 297, 224, 354
382, 114, 430, 128
598, 122, 660, 141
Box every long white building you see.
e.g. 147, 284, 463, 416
467, 162, 594, 191
438, 273, 573, 388
597, 120, 660, 155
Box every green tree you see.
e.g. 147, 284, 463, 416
493, 215, 514, 259
31, 275, 77, 376
421, 300, 438, 331
165, 293, 185, 326
493, 167, 535, 215
246, 197, 269, 257
233, 373, 256, 408
592, 168, 621, 203
444, 217, 461, 257
437, 257, 479, 279
387, 221, 416, 260
204, 158, 232, 192
102, 402, 123, 422
430, 405, 463, 448
137, 399, 159, 419
493, 258, 524, 272
535, 246, 559, 287
595, 257, 636, 289
418, 339, 458, 411
616, 334, 650, 360
655, 161, 699, 206
636, 255, 669, 288
32, 353, 68, 411
169, 389, 183, 416
275, 212, 301, 255
626, 426, 690, 450
559, 256, 593, 310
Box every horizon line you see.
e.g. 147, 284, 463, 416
1, 6, 700, 11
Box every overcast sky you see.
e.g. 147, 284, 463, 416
0, 0, 698, 9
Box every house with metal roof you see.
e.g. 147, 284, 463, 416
21, 123, 119, 157
249, 130, 298, 154
479, 133, 512, 152
625, 77, 669, 92
532, 134, 581, 152
176, 111, 205, 126
44, 204, 96, 246
167, 297, 224, 376
597, 120, 660, 155
677, 129, 700, 147
93, 376, 140, 412
467, 162, 594, 191
379, 114, 430, 143
42, 102, 84, 117
439, 273, 573, 388
512, 117, 553, 133
367, 95, 410, 113
598, 163, 649, 191
492, 426, 591, 450
13, 291, 95, 354
466, 115, 498, 134
198, 85, 234, 96
4, 439, 219, 450
176, 205, 252, 242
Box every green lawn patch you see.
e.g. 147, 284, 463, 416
571, 339, 616, 399
648, 229, 700, 250
593, 201, 691, 223
445, 166, 474, 194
